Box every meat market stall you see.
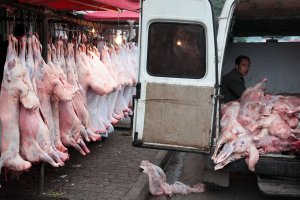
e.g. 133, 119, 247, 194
0, 0, 139, 194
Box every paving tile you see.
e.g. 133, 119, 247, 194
0, 130, 158, 200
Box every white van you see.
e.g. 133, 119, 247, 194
132, 0, 300, 196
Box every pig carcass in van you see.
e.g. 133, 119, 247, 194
213, 79, 300, 171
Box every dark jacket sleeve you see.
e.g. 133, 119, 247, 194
221, 70, 246, 103
222, 77, 245, 98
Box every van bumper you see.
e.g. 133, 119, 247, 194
204, 154, 300, 177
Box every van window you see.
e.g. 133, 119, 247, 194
147, 22, 206, 79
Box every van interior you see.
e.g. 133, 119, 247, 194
222, 0, 300, 95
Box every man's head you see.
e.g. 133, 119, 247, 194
235, 55, 250, 76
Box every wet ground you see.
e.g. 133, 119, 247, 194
0, 121, 159, 200
146, 152, 299, 200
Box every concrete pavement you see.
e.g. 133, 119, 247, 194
0, 125, 169, 200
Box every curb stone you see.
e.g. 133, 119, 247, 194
123, 150, 172, 200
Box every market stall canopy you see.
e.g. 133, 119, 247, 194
84, 10, 139, 21
18, 0, 140, 12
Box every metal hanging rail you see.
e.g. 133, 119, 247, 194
66, 0, 121, 12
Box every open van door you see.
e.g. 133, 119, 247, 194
133, 0, 218, 153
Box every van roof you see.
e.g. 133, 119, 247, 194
231, 0, 300, 37
235, 0, 300, 18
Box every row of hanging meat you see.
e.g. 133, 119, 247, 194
0, 34, 138, 172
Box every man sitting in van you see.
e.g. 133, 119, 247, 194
221, 55, 250, 103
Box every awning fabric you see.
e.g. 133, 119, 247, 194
84, 10, 139, 21
18, 0, 140, 12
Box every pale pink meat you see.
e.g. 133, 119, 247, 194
261, 94, 282, 115
106, 46, 132, 119
25, 36, 37, 93
76, 45, 112, 98
240, 78, 267, 106
214, 152, 247, 170
237, 101, 261, 131
262, 95, 300, 128
212, 101, 246, 161
48, 40, 74, 152
57, 40, 67, 75
117, 44, 137, 116
59, 100, 89, 155
18, 36, 61, 167
56, 43, 92, 155
19, 108, 61, 167
280, 96, 300, 108
0, 35, 34, 171
259, 113, 298, 140
101, 47, 123, 123
48, 43, 69, 153
51, 42, 67, 80
67, 43, 100, 141
32, 36, 77, 162
237, 79, 267, 131
214, 134, 259, 171
60, 43, 83, 149
88, 48, 117, 130
76, 46, 112, 134
214, 78, 300, 172
255, 132, 300, 154
268, 115, 297, 140
73, 91, 101, 142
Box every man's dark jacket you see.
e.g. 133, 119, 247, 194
221, 69, 246, 103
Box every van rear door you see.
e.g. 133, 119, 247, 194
133, 0, 217, 153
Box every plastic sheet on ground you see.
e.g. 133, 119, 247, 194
140, 160, 205, 196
